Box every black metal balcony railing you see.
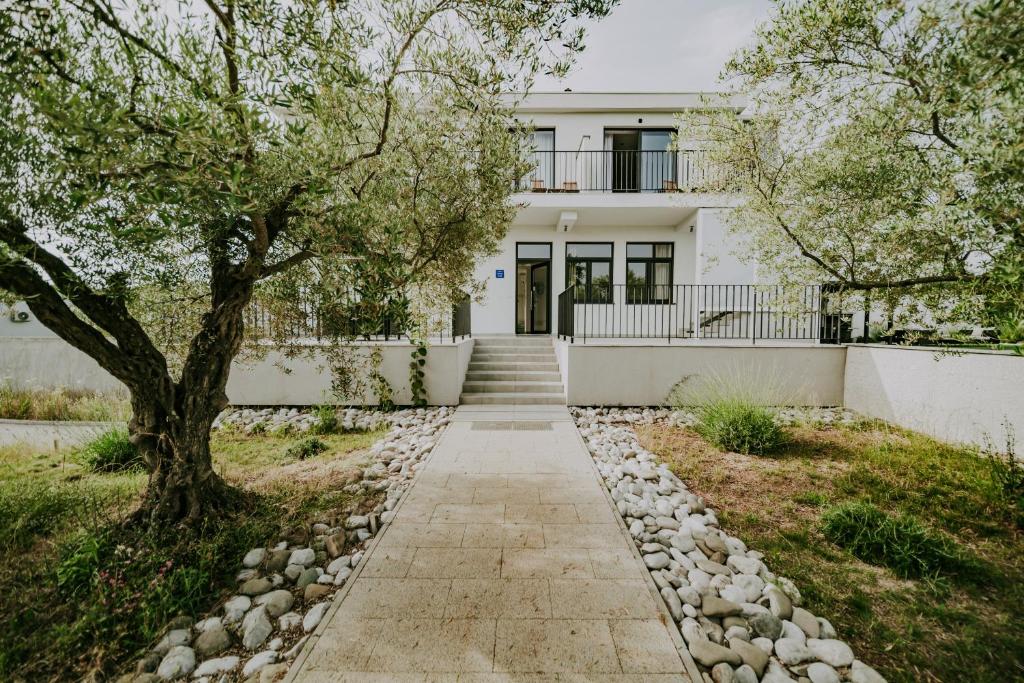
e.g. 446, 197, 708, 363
557, 284, 852, 343
245, 292, 472, 343
516, 149, 733, 193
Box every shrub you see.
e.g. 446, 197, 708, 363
696, 399, 785, 455
79, 430, 143, 473
821, 501, 977, 578
310, 405, 339, 435
284, 437, 327, 460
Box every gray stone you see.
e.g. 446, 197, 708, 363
749, 611, 783, 640
193, 624, 231, 658
711, 662, 735, 683
774, 637, 814, 666
850, 660, 888, 683
284, 563, 304, 582
153, 629, 190, 655
671, 533, 697, 553
265, 549, 290, 572
733, 664, 759, 683
256, 589, 295, 618
733, 575, 765, 603
333, 566, 353, 585
727, 555, 762, 575
241, 650, 278, 678
223, 595, 251, 624
688, 640, 742, 668
751, 637, 773, 654
661, 586, 683, 621
326, 556, 351, 575
680, 617, 707, 644
239, 577, 273, 596
807, 662, 841, 683
766, 586, 794, 620
643, 552, 670, 569
288, 548, 315, 567
278, 611, 302, 631
155, 646, 195, 680
193, 655, 240, 677
728, 637, 769, 677
677, 586, 701, 607
241, 606, 273, 650
242, 548, 266, 568
781, 619, 806, 643
344, 515, 369, 529
702, 596, 743, 618
303, 602, 329, 632
296, 567, 320, 589
807, 638, 854, 668
791, 607, 820, 639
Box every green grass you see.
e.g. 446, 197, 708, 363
0, 425, 385, 681
285, 436, 329, 460
0, 384, 131, 422
695, 399, 785, 455
639, 421, 1024, 683
78, 429, 143, 473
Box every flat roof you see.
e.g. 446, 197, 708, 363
505, 91, 747, 113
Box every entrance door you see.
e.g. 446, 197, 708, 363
515, 242, 552, 334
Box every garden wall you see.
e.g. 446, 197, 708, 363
556, 341, 847, 406
0, 337, 475, 406
844, 344, 1023, 451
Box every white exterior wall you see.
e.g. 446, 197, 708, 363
844, 345, 1024, 450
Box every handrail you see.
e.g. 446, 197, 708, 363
515, 149, 734, 193
555, 284, 851, 343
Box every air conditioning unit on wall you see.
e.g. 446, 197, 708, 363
8, 305, 30, 323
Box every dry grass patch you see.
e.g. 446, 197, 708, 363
635, 421, 1024, 683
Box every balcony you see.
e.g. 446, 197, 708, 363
515, 150, 732, 194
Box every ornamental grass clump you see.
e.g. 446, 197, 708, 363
821, 501, 978, 579
696, 399, 785, 455
79, 430, 143, 474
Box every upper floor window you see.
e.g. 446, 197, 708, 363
566, 242, 612, 303
626, 242, 673, 303
522, 128, 555, 190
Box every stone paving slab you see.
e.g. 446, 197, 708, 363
286, 405, 699, 682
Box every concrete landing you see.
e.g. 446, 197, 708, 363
286, 405, 696, 682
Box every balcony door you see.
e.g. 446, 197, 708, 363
604, 129, 676, 192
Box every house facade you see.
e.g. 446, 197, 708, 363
469, 91, 835, 344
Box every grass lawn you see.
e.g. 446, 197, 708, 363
0, 426, 384, 681
0, 384, 132, 422
636, 420, 1024, 683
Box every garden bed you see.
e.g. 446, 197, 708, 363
622, 410, 1023, 683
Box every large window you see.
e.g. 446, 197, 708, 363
566, 243, 613, 303
626, 242, 673, 303
521, 128, 555, 190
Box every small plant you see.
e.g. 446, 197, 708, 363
79, 430, 143, 473
821, 501, 977, 579
409, 342, 428, 407
696, 400, 785, 455
310, 404, 339, 435
284, 437, 328, 460
987, 427, 1022, 527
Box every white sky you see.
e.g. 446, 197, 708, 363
534, 0, 773, 92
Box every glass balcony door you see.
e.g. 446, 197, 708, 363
603, 129, 676, 192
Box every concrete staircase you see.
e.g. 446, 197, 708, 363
459, 336, 566, 405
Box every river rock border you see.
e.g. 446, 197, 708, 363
572, 407, 885, 683
122, 406, 452, 683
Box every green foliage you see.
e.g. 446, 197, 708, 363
78, 430, 143, 474
310, 405, 339, 435
696, 400, 785, 456
368, 347, 395, 411
986, 431, 1022, 527
683, 0, 1024, 327
284, 437, 328, 460
409, 342, 428, 407
0, 384, 130, 422
821, 501, 978, 579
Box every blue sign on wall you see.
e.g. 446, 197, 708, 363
495, 269, 505, 279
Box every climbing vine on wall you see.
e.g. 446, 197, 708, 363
368, 347, 395, 410
409, 340, 428, 407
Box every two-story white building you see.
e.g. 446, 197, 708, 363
468, 91, 835, 344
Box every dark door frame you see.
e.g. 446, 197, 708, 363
515, 241, 552, 335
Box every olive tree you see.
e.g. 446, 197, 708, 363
682, 0, 1023, 329
0, 0, 615, 525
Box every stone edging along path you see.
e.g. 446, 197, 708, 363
573, 407, 886, 683
121, 407, 452, 683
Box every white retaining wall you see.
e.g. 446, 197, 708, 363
844, 344, 1024, 450
1, 337, 474, 406
557, 341, 847, 407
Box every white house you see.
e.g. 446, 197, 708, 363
468, 91, 842, 345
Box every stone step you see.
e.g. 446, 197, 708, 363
470, 345, 555, 354
459, 392, 566, 405
468, 362, 560, 372
473, 336, 553, 347
461, 381, 564, 394
471, 353, 556, 363
465, 371, 562, 382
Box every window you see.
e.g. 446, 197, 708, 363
566, 243, 613, 303
626, 243, 673, 303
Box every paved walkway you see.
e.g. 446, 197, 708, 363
287, 404, 697, 682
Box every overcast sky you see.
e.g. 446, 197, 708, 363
534, 0, 773, 92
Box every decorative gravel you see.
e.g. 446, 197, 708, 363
123, 407, 451, 683
572, 406, 886, 683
